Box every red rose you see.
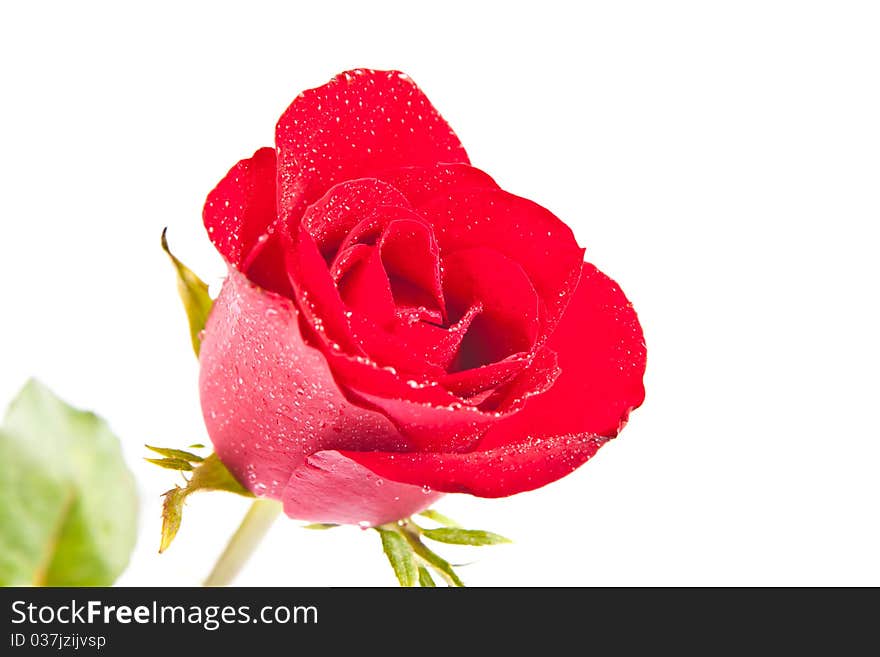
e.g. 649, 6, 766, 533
199, 69, 646, 526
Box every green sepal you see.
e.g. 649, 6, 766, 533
418, 566, 436, 587
422, 528, 512, 546
377, 528, 418, 587
161, 228, 213, 356
302, 523, 339, 530
145, 457, 194, 471
159, 488, 186, 554
417, 509, 461, 527
145, 445, 204, 463
403, 533, 465, 587
158, 453, 252, 553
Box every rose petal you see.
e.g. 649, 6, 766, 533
443, 247, 540, 369
346, 303, 482, 377
344, 312, 444, 378
378, 163, 499, 207
290, 221, 453, 376
336, 245, 396, 327
284, 226, 362, 354
340, 263, 646, 498
341, 433, 610, 498
279, 230, 507, 450
440, 353, 529, 400
242, 229, 293, 297
396, 303, 482, 370
199, 267, 414, 508
282, 450, 442, 526
379, 219, 445, 320
479, 262, 647, 448
203, 147, 277, 270
330, 242, 370, 281
245, 178, 412, 298
323, 348, 503, 452
276, 69, 469, 226
480, 346, 561, 413
300, 178, 412, 258
418, 187, 584, 338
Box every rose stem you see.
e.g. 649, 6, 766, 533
203, 498, 283, 586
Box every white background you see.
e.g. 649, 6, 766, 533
1, 1, 878, 586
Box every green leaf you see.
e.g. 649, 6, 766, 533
145, 445, 204, 463
158, 453, 252, 553
418, 509, 461, 528
188, 443, 206, 449
161, 228, 213, 356
418, 566, 436, 587
422, 527, 512, 546
145, 457, 194, 471
0, 380, 138, 586
377, 528, 417, 587
302, 523, 339, 530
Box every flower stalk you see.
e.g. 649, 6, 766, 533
203, 499, 282, 586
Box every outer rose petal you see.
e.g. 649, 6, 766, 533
341, 434, 610, 498
276, 69, 469, 225
340, 262, 646, 497
283, 451, 441, 526
480, 262, 647, 446
377, 163, 499, 206
199, 266, 446, 524
203, 147, 276, 269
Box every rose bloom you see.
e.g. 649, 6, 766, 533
199, 69, 646, 526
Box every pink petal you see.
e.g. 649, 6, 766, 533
283, 450, 442, 526
199, 267, 433, 525
276, 69, 469, 226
